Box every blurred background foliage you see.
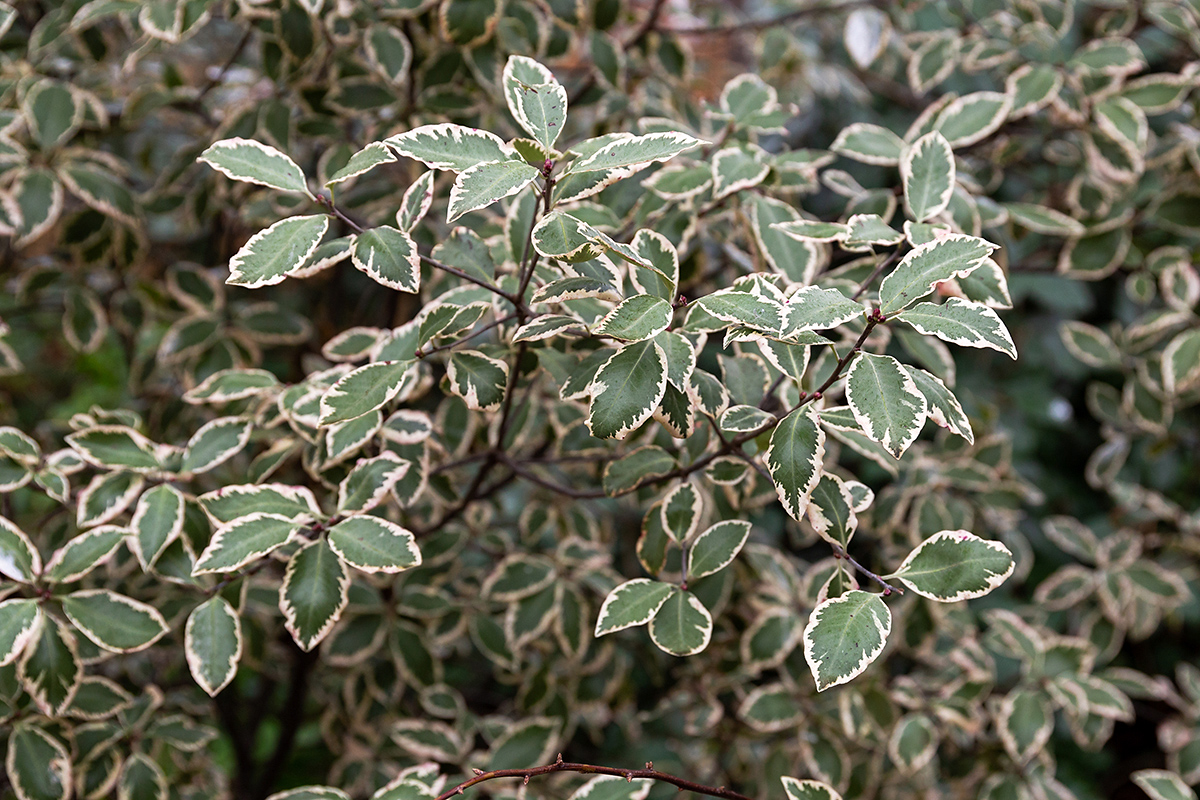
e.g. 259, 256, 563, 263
0, 1, 1199, 800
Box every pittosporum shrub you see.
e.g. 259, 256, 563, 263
0, 2, 1198, 800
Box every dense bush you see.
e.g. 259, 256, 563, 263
0, 2, 1198, 800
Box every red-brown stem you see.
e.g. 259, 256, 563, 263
434, 757, 753, 800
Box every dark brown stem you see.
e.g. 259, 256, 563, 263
254, 642, 318, 798
415, 313, 516, 359
833, 544, 903, 595
498, 455, 609, 499
197, 27, 253, 102
315, 193, 528, 312
434, 756, 752, 800
660, 1, 875, 34
851, 249, 902, 301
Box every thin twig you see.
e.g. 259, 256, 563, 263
416, 313, 516, 359
197, 27, 253, 102
568, 0, 670, 105
833, 543, 903, 595
851, 249, 902, 301
499, 455, 609, 499
660, 1, 874, 35
315, 194, 527, 312
434, 756, 753, 800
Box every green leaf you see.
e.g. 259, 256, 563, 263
629, 229, 679, 301
513, 315, 585, 342
807, 474, 857, 549
18, 614, 81, 716
483, 554, 556, 602
901, 132, 954, 222
1008, 64, 1062, 117
385, 124, 512, 172
62, 589, 167, 653
1163, 328, 1200, 394
119, 753, 167, 800
184, 368, 281, 404
488, 717, 558, 770
748, 194, 822, 285
902, 366, 973, 444
1069, 37, 1145, 75
1060, 320, 1120, 369
43, 525, 125, 584
1132, 771, 1197, 800
325, 142, 395, 188
719, 73, 778, 121
193, 513, 304, 574
280, 539, 350, 651
0, 515, 40, 582
898, 298, 1016, 359
6, 724, 71, 800
327, 516, 421, 574
131, 484, 184, 569
446, 351, 508, 412
77, 471, 144, 528
199, 137, 312, 197
878, 234, 996, 316
739, 683, 804, 732
660, 482, 701, 542
844, 214, 903, 249
772, 219, 850, 242
568, 776, 654, 800
185, 597, 242, 697
181, 417, 252, 475
59, 163, 138, 225
571, 131, 704, 174
997, 688, 1052, 763
66, 425, 160, 472
594, 579, 675, 635
1005, 202, 1085, 237
887, 530, 1014, 601
712, 145, 770, 198
888, 713, 938, 775
503, 56, 559, 137
782, 778, 842, 800
397, 170, 435, 233
447, 158, 539, 222
587, 340, 668, 439
595, 295, 673, 341
337, 452, 410, 514
803, 589, 891, 691
266, 787, 351, 800
694, 290, 784, 333
351, 225, 420, 293
532, 210, 606, 262
319, 361, 414, 425
933, 91, 1011, 148
364, 24, 412, 84
227, 215, 330, 288
13, 168, 62, 245
719, 404, 774, 434
648, 589, 712, 656
24, 79, 80, 151
511, 80, 567, 151
687, 520, 751, 580
199, 483, 322, 525
846, 353, 926, 458
831, 123, 905, 165
765, 406, 825, 520
602, 446, 675, 496
0, 600, 40, 667
783, 286, 863, 334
